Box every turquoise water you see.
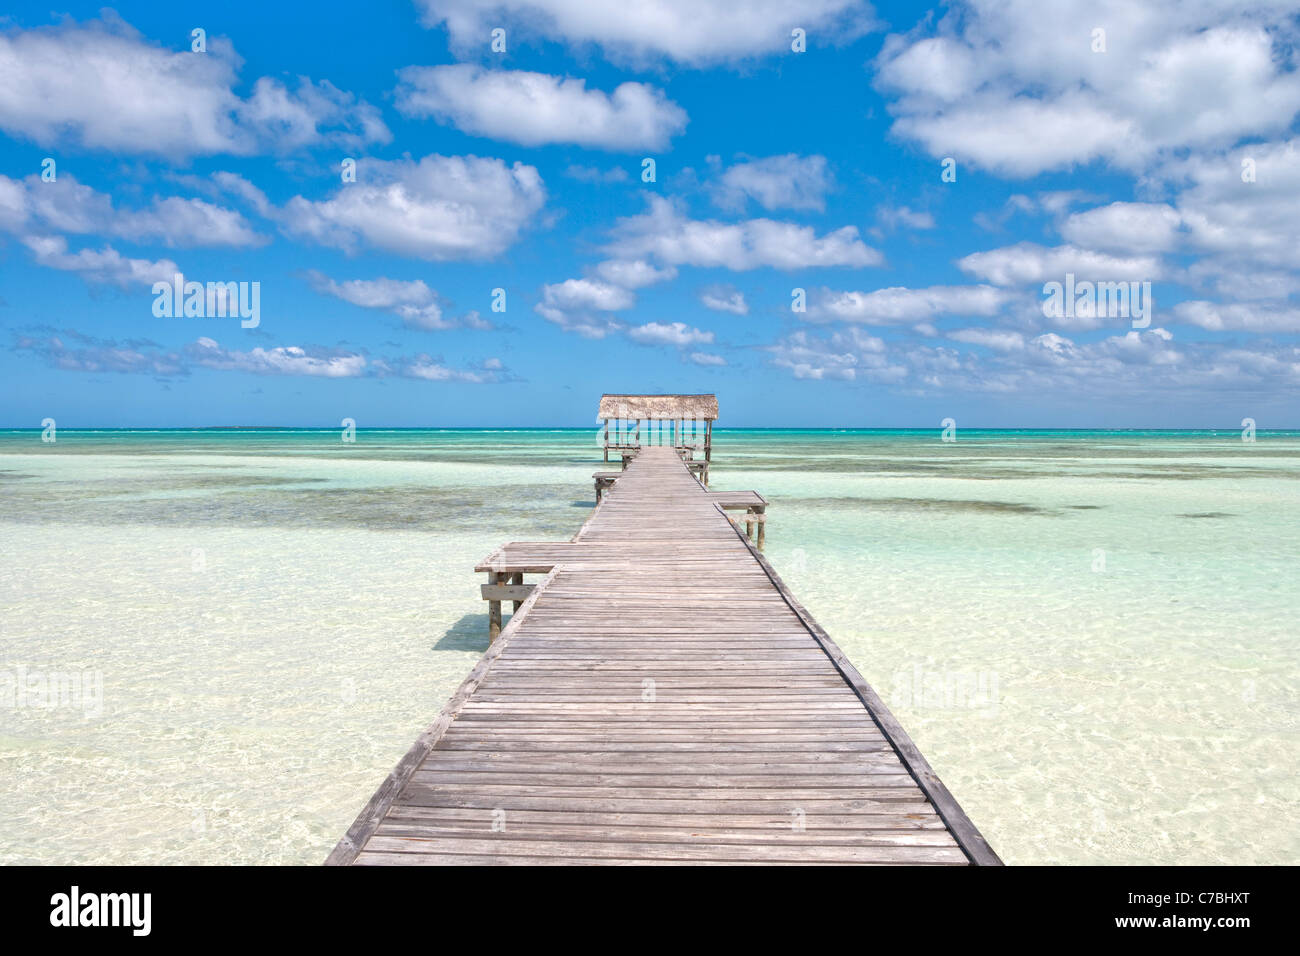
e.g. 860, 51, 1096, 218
1, 428, 1297, 864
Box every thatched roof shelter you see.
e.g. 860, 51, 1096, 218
597, 394, 718, 422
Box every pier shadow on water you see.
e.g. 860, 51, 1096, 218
431, 613, 492, 654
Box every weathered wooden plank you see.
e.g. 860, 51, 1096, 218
481, 583, 535, 601
360, 835, 969, 864
381, 805, 946, 829
373, 822, 959, 847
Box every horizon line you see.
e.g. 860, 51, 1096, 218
3, 425, 1296, 432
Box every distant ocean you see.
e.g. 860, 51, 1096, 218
1, 428, 1297, 864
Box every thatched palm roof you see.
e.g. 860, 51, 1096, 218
598, 394, 718, 421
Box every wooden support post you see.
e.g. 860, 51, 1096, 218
510, 572, 524, 612
704, 419, 712, 487
487, 571, 502, 642
603, 418, 608, 463
756, 509, 766, 550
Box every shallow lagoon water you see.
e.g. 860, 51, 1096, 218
1, 428, 1296, 864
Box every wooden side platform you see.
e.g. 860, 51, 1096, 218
327, 446, 999, 866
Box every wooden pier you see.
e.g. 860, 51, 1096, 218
327, 398, 998, 866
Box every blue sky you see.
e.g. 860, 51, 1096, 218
2, 0, 1298, 427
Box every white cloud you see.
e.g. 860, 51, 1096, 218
766, 322, 1300, 399
0, 175, 26, 232
876, 204, 935, 230
689, 351, 727, 366
14, 331, 185, 376
396, 65, 687, 151
1036, 139, 1300, 305
22, 235, 179, 288
237, 76, 390, 153
1173, 301, 1300, 333
0, 173, 263, 248
593, 259, 676, 289
16, 331, 509, 382
700, 285, 748, 315
1184, 263, 1300, 302
0, 15, 388, 158
307, 272, 433, 311
396, 356, 507, 383
282, 154, 545, 261
540, 278, 635, 312
957, 242, 1162, 286
875, 3, 1300, 176
1060, 202, 1183, 254
1049, 139, 1300, 313
416, 0, 874, 65
535, 278, 634, 338
125, 196, 264, 248
626, 321, 714, 347
305, 271, 489, 331
767, 327, 901, 382
188, 337, 368, 378
1160, 138, 1300, 270
947, 327, 1026, 351
809, 284, 1009, 324
609, 196, 881, 271
712, 154, 832, 211
209, 173, 273, 217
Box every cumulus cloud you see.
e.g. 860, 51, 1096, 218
187, 337, 368, 377
711, 154, 832, 212
1159, 138, 1300, 271
957, 242, 1162, 286
0, 173, 263, 248
390, 355, 509, 383
876, 204, 936, 230
395, 65, 687, 150
304, 271, 490, 331
209, 172, 273, 217
1059, 202, 1184, 254
535, 278, 633, 338
21, 235, 179, 288
0, 14, 388, 158
626, 321, 714, 347
809, 284, 1009, 324
874, 1, 1300, 176
700, 285, 748, 315
282, 154, 546, 261
766, 322, 1300, 401
608, 196, 881, 271
767, 327, 900, 382
946, 327, 1026, 351
980, 138, 1300, 325
1021, 138, 1300, 291
541, 278, 636, 313
593, 259, 676, 289
306, 272, 433, 311
689, 351, 727, 366
415, 0, 875, 65
1173, 301, 1300, 333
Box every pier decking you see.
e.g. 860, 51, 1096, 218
328, 434, 998, 865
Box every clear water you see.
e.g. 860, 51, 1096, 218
1, 428, 1296, 864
